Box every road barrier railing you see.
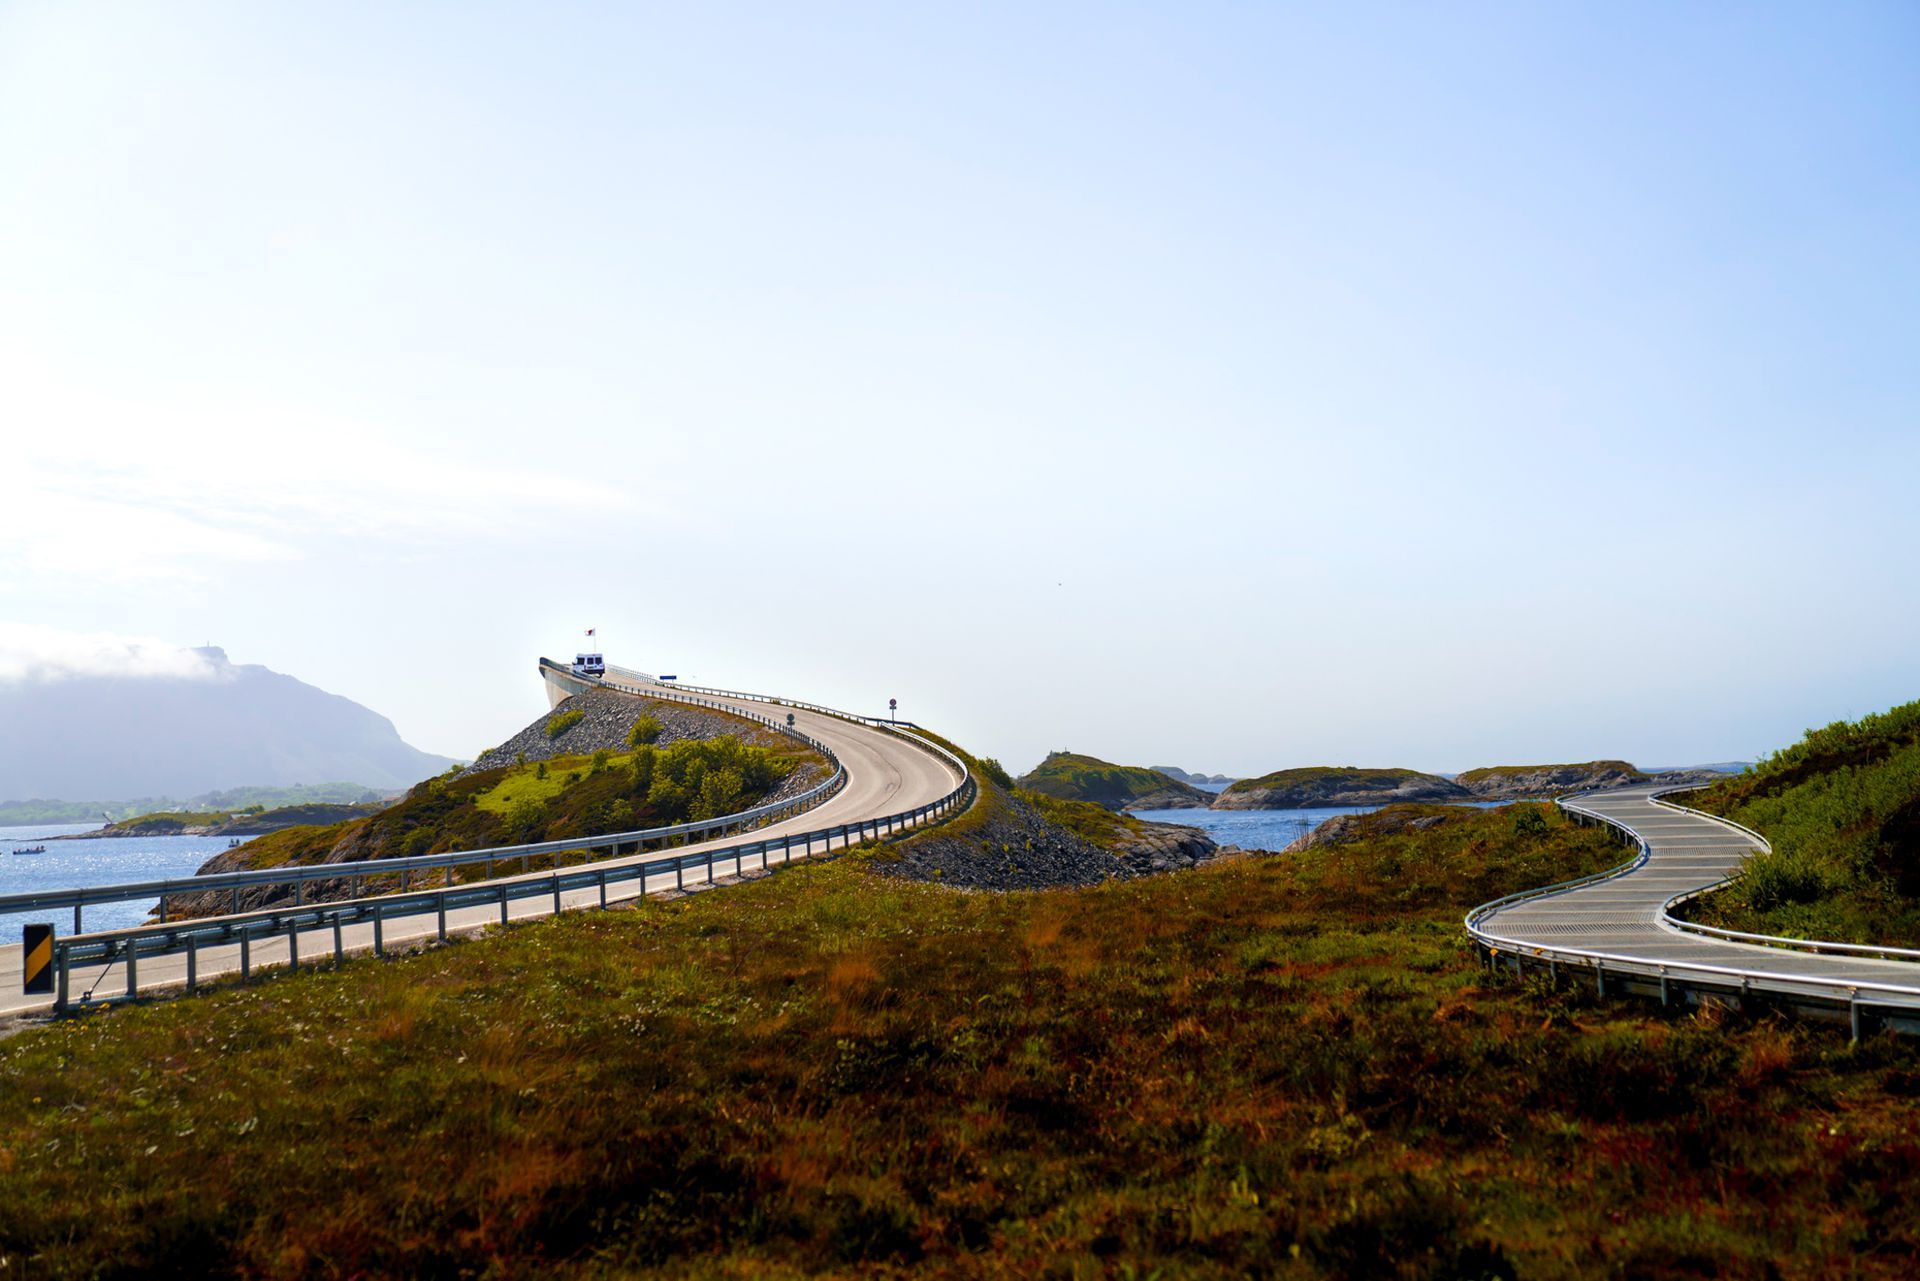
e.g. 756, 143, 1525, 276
35, 664, 977, 1014
1463, 787, 1920, 1032
2, 693, 847, 935
1646, 788, 1920, 962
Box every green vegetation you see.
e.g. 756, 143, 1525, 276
88, 809, 229, 835
225, 736, 821, 877
4, 801, 1917, 1276
1456, 760, 1647, 785
627, 714, 663, 747
1224, 766, 1442, 794
545, 709, 586, 740
1017, 751, 1212, 810
1022, 789, 1148, 847
1679, 699, 1920, 945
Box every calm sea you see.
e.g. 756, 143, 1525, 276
0, 823, 238, 937
1131, 798, 1517, 852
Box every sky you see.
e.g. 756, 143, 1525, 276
2, 3, 1917, 781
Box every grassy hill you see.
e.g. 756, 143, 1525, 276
167, 735, 825, 917
1676, 698, 1920, 945
1016, 751, 1215, 810
3, 796, 1917, 1274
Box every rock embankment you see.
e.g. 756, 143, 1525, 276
466, 688, 791, 772
1214, 767, 1465, 810
874, 794, 1230, 891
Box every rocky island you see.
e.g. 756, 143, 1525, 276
1454, 760, 1649, 800
1015, 752, 1217, 811
1213, 766, 1467, 809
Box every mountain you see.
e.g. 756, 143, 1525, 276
1016, 752, 1216, 811
0, 647, 457, 802
1150, 765, 1239, 787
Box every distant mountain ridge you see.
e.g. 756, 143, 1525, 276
0, 647, 457, 802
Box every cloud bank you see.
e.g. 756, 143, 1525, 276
0, 623, 224, 685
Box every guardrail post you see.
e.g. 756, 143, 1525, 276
186, 937, 198, 992
288, 923, 299, 971
55, 949, 69, 1013
373, 907, 384, 957
125, 942, 138, 999
73, 903, 81, 935
437, 895, 448, 942
552, 873, 562, 915
333, 916, 344, 962
240, 931, 252, 979
1595, 962, 1606, 997
231, 888, 240, 915
598, 870, 608, 909
499, 884, 509, 925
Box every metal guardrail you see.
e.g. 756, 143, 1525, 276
1, 686, 848, 933
1647, 788, 1920, 962
38, 663, 978, 1013
594, 663, 925, 731
1462, 787, 1920, 1027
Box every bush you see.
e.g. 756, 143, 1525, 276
976, 757, 1014, 790
546, 710, 586, 740
628, 715, 664, 747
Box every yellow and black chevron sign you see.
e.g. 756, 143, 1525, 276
22, 925, 53, 996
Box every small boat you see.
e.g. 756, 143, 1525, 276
11, 845, 46, 855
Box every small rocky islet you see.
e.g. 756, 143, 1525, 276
1022, 754, 1732, 812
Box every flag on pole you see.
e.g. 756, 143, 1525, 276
585, 628, 596, 637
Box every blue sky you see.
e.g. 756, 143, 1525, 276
2, 3, 1917, 779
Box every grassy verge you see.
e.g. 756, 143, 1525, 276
2, 803, 1917, 1276
1677, 699, 1920, 946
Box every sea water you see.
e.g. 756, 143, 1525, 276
0, 823, 239, 937
1129, 799, 1518, 853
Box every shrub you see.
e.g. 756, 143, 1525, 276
976, 756, 1014, 790
628, 715, 664, 748
546, 710, 586, 740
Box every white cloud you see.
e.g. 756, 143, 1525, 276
0, 354, 634, 587
0, 623, 224, 684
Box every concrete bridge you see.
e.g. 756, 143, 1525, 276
0, 660, 969, 1018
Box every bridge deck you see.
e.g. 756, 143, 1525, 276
1476, 786, 1920, 1001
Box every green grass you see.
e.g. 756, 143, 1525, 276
3, 801, 1917, 1276
545, 708, 587, 740
473, 751, 635, 815
1016, 751, 1211, 810
221, 736, 823, 880
1677, 699, 1920, 946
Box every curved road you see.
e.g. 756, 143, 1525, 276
0, 667, 964, 1018
1471, 785, 1920, 1013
